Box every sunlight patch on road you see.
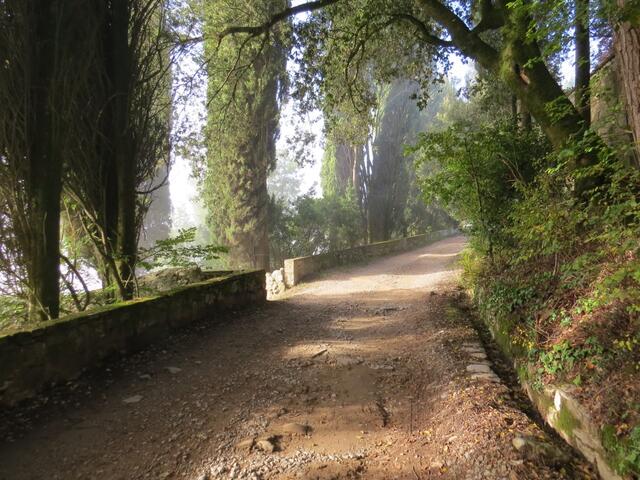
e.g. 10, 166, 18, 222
302, 271, 455, 296
416, 252, 460, 259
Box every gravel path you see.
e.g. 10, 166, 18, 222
0, 236, 597, 479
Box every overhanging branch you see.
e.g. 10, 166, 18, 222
417, 0, 499, 68
389, 13, 453, 48
219, 0, 341, 40
472, 0, 505, 33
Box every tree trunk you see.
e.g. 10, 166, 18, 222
417, 0, 588, 151
575, 0, 591, 127
517, 99, 532, 131
26, 0, 63, 321
614, 0, 640, 166
500, 40, 585, 150
511, 95, 518, 127
111, 0, 137, 299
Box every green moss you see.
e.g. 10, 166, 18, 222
0, 271, 256, 339
527, 385, 555, 413
602, 425, 640, 476
555, 402, 581, 439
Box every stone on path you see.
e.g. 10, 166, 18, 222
471, 373, 500, 382
462, 345, 486, 353
470, 352, 487, 360
165, 366, 182, 374
255, 438, 275, 453
281, 422, 310, 435
122, 395, 143, 404
235, 437, 255, 452
466, 364, 493, 374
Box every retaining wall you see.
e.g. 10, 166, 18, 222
284, 229, 456, 287
0, 270, 265, 407
480, 300, 623, 480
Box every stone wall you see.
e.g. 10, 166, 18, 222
0, 270, 265, 407
478, 293, 623, 480
284, 229, 456, 287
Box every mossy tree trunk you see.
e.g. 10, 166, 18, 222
110, 0, 137, 299
23, 1, 64, 321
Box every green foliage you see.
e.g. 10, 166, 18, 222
0, 295, 28, 334
203, 0, 288, 269
602, 424, 640, 476
268, 149, 305, 204
535, 337, 605, 378
270, 189, 366, 264
137, 228, 227, 270
412, 119, 549, 257
458, 247, 488, 294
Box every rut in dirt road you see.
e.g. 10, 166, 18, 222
0, 236, 596, 480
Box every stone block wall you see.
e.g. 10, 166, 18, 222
284, 229, 456, 287
0, 270, 265, 407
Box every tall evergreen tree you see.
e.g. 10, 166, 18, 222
64, 0, 172, 299
0, 1, 90, 320
368, 80, 425, 242
204, 1, 288, 271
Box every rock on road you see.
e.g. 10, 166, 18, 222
0, 236, 596, 479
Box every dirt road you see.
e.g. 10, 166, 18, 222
0, 236, 596, 479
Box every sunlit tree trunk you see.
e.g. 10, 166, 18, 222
614, 0, 640, 166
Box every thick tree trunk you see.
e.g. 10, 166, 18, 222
418, 0, 588, 150
516, 99, 532, 131
26, 0, 63, 321
575, 0, 591, 127
500, 41, 586, 151
614, 0, 640, 166
111, 0, 137, 299
367, 190, 390, 243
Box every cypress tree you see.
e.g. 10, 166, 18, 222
204, 1, 288, 271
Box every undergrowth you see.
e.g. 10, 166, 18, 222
424, 122, 640, 475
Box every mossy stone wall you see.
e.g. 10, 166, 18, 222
476, 289, 623, 480
0, 270, 265, 407
284, 229, 457, 287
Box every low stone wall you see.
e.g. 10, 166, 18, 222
0, 270, 265, 407
284, 229, 456, 287
481, 306, 623, 480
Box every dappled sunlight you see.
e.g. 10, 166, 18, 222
417, 252, 460, 259
329, 316, 385, 332
301, 270, 456, 297
280, 332, 420, 361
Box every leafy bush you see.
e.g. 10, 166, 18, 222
269, 189, 367, 267
412, 120, 549, 259
0, 295, 27, 334
137, 227, 227, 270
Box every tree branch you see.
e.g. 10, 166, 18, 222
219, 0, 341, 40
416, 0, 499, 68
389, 13, 453, 48
472, 0, 505, 33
